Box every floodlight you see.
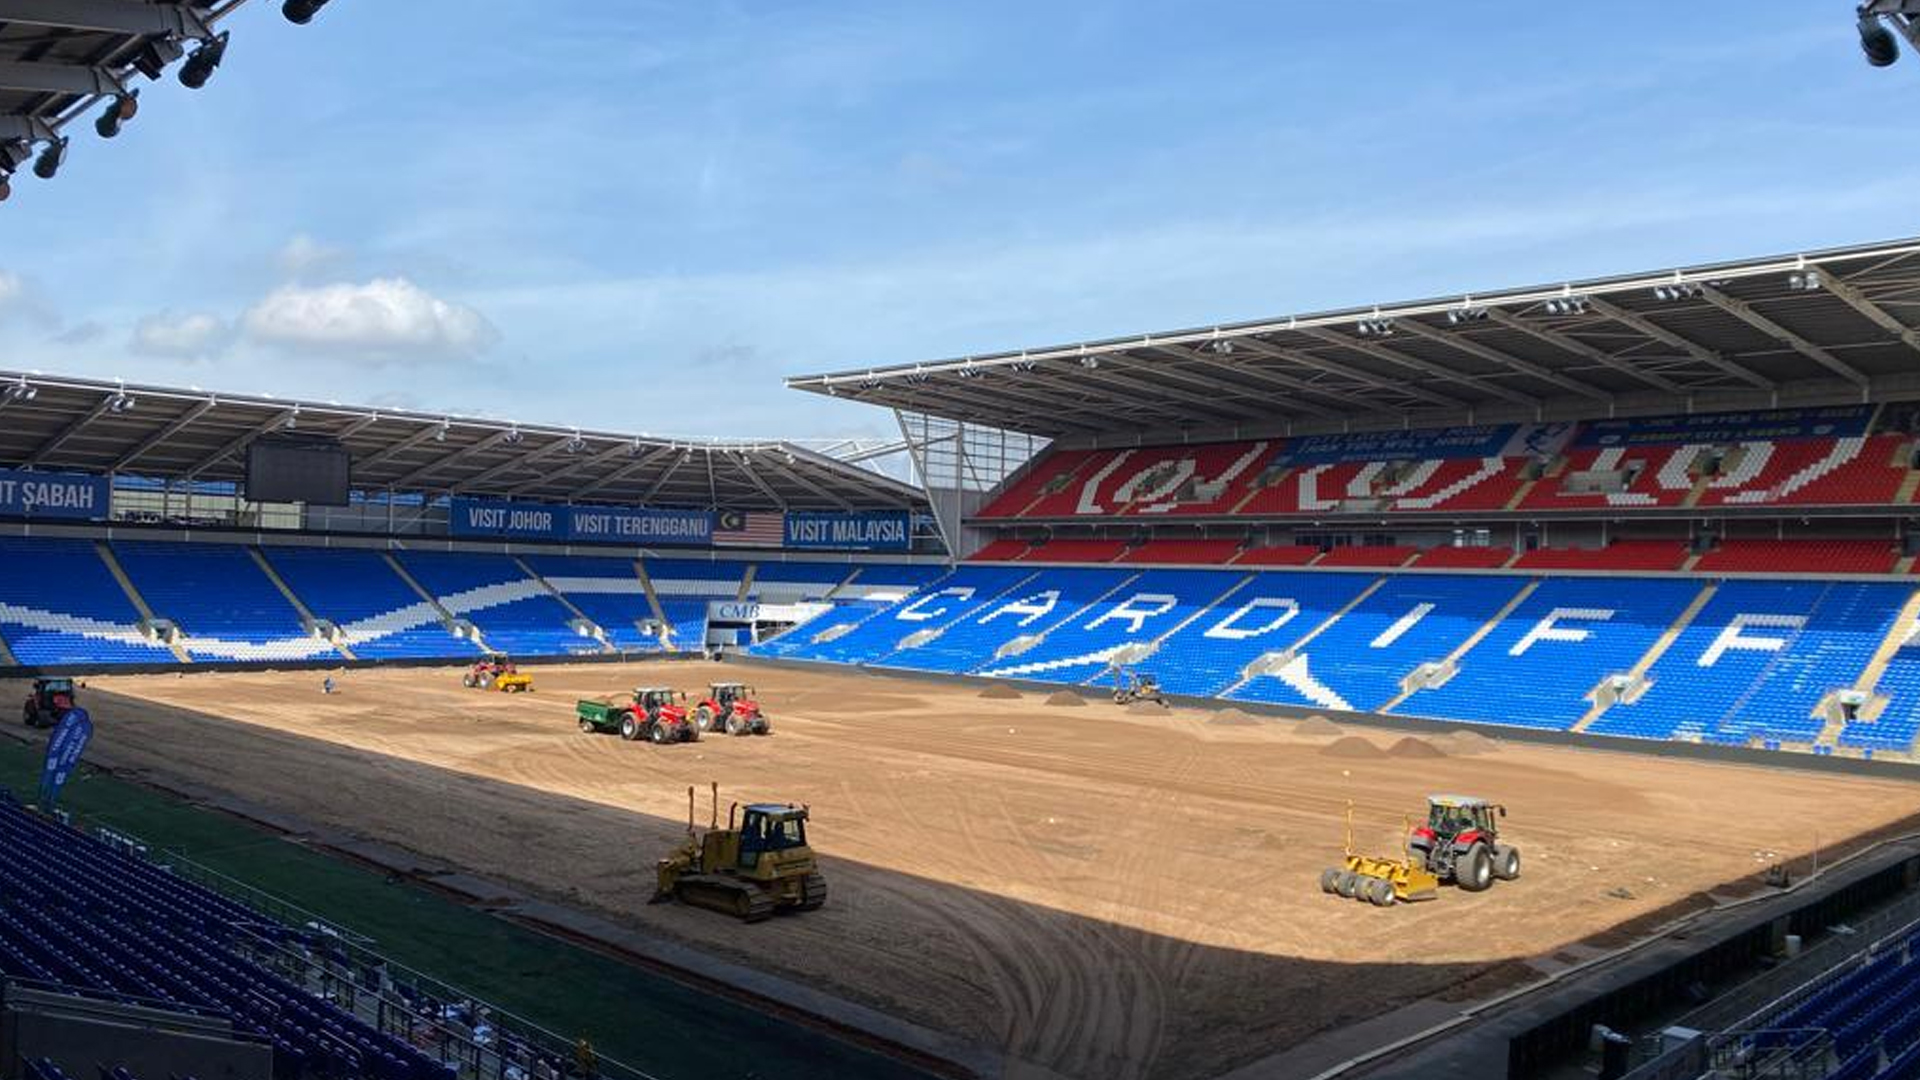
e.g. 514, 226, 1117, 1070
179, 33, 229, 90
1862, 14, 1900, 66
283, 0, 332, 24
96, 93, 139, 139
32, 137, 67, 180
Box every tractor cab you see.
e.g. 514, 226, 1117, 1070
693, 682, 770, 735
736, 804, 809, 869
1419, 795, 1505, 846
1407, 795, 1518, 893
711, 683, 754, 711
22, 678, 77, 729
635, 687, 685, 715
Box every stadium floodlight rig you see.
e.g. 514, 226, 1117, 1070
1858, 1, 1920, 65
0, 0, 335, 203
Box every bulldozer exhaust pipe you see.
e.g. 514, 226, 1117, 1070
710, 781, 720, 830
686, 786, 696, 835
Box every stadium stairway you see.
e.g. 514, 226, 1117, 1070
379, 552, 470, 647
1570, 582, 1719, 733
1378, 578, 1542, 714
512, 554, 613, 653
250, 547, 356, 661
95, 541, 192, 664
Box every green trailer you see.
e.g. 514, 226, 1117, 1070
576, 689, 698, 744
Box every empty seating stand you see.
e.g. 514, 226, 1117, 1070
520, 553, 661, 651
1696, 539, 1900, 575
391, 551, 589, 656
1316, 545, 1418, 568
0, 791, 455, 1080
643, 558, 748, 652
1409, 546, 1512, 569
1230, 545, 1321, 566
1019, 539, 1129, 563
263, 547, 469, 660
0, 537, 175, 666
1512, 541, 1689, 572
966, 538, 1033, 562
113, 542, 324, 664
1118, 539, 1244, 565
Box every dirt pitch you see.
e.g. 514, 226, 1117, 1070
40, 662, 1920, 1080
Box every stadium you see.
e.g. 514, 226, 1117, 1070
12, 5, 1920, 1080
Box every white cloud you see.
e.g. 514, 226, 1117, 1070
131, 311, 233, 359
241, 277, 501, 361
276, 234, 348, 279
0, 270, 57, 329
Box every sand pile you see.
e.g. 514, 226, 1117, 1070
1045, 691, 1087, 707
1294, 715, 1344, 738
978, 684, 1023, 700
1387, 736, 1446, 759
1208, 708, 1261, 727
1445, 730, 1500, 756
1127, 700, 1171, 715
1320, 736, 1385, 758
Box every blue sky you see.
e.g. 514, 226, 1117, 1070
0, 2, 1911, 441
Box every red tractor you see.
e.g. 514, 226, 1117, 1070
21, 678, 78, 729
462, 653, 515, 689
632, 687, 698, 745
692, 682, 771, 736
1407, 795, 1521, 892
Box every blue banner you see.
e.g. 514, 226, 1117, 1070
448, 497, 568, 540
0, 468, 111, 521
1279, 425, 1521, 465
568, 506, 714, 544
39, 708, 94, 809
1577, 406, 1873, 449
784, 511, 911, 552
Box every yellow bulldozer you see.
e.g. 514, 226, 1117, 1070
652, 783, 828, 923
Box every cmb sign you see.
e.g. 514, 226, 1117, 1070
0, 468, 111, 521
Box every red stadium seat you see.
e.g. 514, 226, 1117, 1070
1511, 541, 1690, 572
1119, 539, 1244, 564
1315, 545, 1419, 568
1230, 544, 1322, 566
1409, 546, 1513, 569
1694, 539, 1899, 574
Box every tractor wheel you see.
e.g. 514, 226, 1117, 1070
683, 723, 700, 744
1335, 871, 1361, 898
1457, 844, 1494, 892
1367, 879, 1395, 907
649, 721, 673, 746
462, 675, 475, 688
752, 718, 771, 736
579, 717, 596, 734
1319, 868, 1342, 894
694, 706, 716, 733
726, 712, 749, 736
619, 714, 641, 741
1493, 845, 1521, 882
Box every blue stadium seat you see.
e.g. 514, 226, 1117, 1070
643, 558, 750, 651
262, 546, 474, 660
1232, 573, 1532, 712
520, 553, 662, 651
392, 551, 587, 657
1401, 577, 1702, 730
1165, 571, 1379, 699
973, 569, 1251, 687
875, 567, 1139, 675
1593, 581, 1910, 745
113, 542, 328, 664
0, 537, 175, 666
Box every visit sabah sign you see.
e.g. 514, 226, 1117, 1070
0, 468, 111, 521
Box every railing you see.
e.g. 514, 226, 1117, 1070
1705, 1028, 1834, 1080
92, 826, 660, 1080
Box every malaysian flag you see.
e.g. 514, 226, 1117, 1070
712, 510, 785, 547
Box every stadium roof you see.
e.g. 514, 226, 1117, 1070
789, 236, 1920, 441
0, 371, 928, 512
0, 1, 252, 184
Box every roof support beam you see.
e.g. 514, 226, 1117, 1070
0, 0, 214, 36
1295, 328, 1538, 407
570, 445, 681, 499
1817, 273, 1920, 359
0, 117, 59, 143
640, 452, 691, 503
892, 381, 1115, 434
1025, 363, 1276, 425
352, 423, 447, 472
1230, 337, 1468, 410
449, 437, 576, 494
502, 441, 635, 497
1483, 309, 1683, 394
24, 395, 117, 467
387, 430, 517, 490
182, 409, 297, 480
1698, 286, 1869, 388
0, 59, 129, 98
107, 398, 215, 472
728, 454, 789, 509
761, 455, 855, 510
1584, 297, 1774, 390
1392, 319, 1612, 402
1150, 345, 1353, 418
